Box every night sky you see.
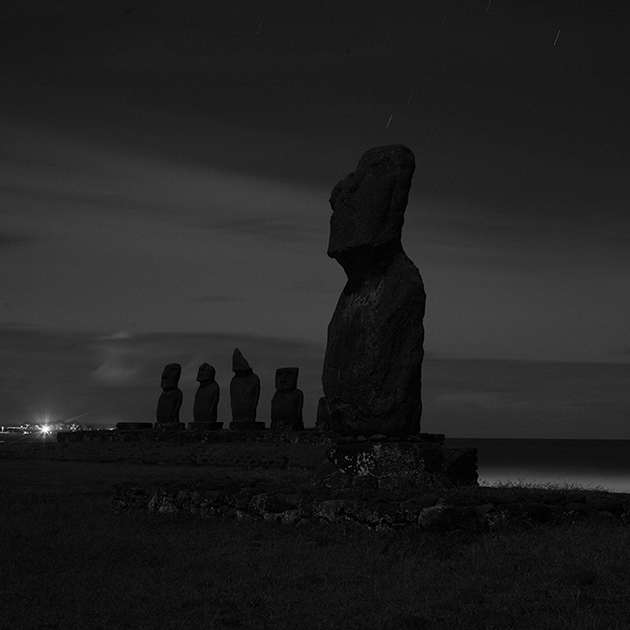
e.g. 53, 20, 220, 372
1, 1, 629, 437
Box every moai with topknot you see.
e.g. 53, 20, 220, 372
229, 348, 264, 430
270, 367, 304, 431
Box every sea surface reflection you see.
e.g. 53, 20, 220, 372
448, 438, 630, 493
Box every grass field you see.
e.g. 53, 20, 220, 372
2, 450, 630, 629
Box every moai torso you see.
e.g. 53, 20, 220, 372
193, 363, 220, 423
156, 363, 183, 423
270, 367, 304, 431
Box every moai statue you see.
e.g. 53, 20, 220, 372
156, 363, 183, 424
192, 363, 221, 425
322, 145, 425, 437
270, 367, 304, 431
229, 348, 264, 429
315, 396, 333, 432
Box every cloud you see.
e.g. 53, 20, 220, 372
92, 358, 140, 386
192, 294, 240, 304
91, 333, 142, 386
0, 230, 34, 248
422, 358, 630, 439
98, 330, 133, 340
198, 215, 321, 243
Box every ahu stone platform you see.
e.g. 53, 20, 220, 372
56, 426, 336, 445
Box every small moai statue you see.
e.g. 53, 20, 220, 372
229, 348, 264, 430
270, 367, 304, 431
315, 396, 333, 432
191, 363, 221, 428
156, 363, 183, 425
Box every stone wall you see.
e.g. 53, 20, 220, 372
112, 480, 630, 533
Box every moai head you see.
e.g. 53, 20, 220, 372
232, 348, 252, 375
160, 363, 181, 390
328, 145, 415, 285
275, 367, 299, 391
196, 363, 216, 384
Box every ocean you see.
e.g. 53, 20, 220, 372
448, 438, 630, 493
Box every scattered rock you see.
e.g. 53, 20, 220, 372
369, 434, 388, 442
112, 481, 630, 533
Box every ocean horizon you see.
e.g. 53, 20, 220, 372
448, 438, 630, 493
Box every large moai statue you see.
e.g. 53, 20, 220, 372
192, 363, 221, 425
229, 348, 264, 430
322, 145, 426, 437
156, 363, 183, 424
270, 367, 304, 431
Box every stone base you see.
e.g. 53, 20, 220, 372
188, 422, 223, 431
270, 420, 305, 432
316, 440, 478, 490
229, 421, 266, 431
335, 432, 445, 444
116, 422, 153, 431
153, 422, 186, 431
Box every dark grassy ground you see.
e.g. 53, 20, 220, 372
2, 445, 630, 629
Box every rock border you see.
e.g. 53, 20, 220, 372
112, 480, 630, 533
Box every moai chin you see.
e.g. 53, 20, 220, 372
193, 363, 220, 423
322, 145, 426, 437
156, 363, 183, 423
270, 367, 304, 431
229, 348, 263, 429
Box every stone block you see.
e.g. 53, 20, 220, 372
443, 447, 478, 486
153, 422, 186, 431
188, 422, 223, 431
326, 441, 445, 489
229, 421, 266, 431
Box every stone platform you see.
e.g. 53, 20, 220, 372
56, 427, 336, 445
55, 428, 478, 486
320, 440, 478, 489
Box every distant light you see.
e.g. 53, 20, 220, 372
40, 425, 52, 435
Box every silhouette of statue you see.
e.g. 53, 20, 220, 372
193, 363, 220, 423
229, 348, 263, 429
323, 145, 425, 437
270, 367, 304, 431
156, 363, 183, 423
